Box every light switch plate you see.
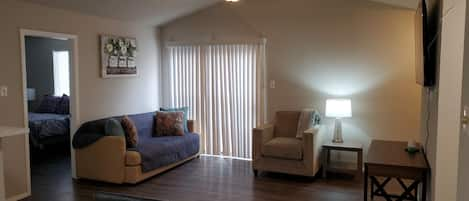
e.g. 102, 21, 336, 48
0, 86, 7, 97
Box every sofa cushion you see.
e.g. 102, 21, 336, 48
127, 112, 155, 138
137, 133, 199, 172
262, 137, 303, 160
73, 112, 156, 150
274, 111, 301, 138
125, 151, 141, 166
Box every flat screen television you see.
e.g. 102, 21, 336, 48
415, 0, 436, 87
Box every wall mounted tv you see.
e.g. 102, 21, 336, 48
415, 0, 436, 87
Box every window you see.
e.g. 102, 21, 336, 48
165, 42, 266, 159
53, 51, 70, 96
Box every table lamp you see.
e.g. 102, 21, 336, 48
326, 99, 352, 143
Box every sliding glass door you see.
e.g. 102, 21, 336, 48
166, 42, 266, 159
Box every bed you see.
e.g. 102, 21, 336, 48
29, 95, 70, 149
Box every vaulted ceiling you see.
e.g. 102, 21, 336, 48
17, 0, 419, 27
18, 0, 222, 26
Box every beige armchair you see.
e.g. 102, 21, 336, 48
252, 111, 325, 177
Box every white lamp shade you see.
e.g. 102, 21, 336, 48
326, 99, 352, 118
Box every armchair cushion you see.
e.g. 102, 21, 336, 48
262, 137, 303, 160
274, 111, 301, 138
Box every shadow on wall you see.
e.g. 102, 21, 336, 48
269, 70, 421, 160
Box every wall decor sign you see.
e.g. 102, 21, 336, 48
101, 35, 137, 78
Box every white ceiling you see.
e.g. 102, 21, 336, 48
18, 0, 419, 27
370, 0, 420, 9
18, 0, 222, 26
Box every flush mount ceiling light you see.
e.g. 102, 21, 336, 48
225, 0, 239, 2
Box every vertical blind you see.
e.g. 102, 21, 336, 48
166, 42, 266, 159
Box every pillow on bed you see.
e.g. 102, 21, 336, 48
121, 116, 138, 148
154, 111, 184, 137
56, 94, 70, 115
36, 95, 62, 114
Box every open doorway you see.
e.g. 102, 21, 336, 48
26, 36, 72, 151
26, 35, 72, 197
20, 30, 79, 199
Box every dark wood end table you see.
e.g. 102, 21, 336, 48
364, 140, 429, 201
322, 142, 363, 180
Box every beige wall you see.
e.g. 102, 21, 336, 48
160, 0, 421, 158
0, 0, 161, 198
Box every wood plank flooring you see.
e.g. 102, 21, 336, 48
22, 151, 365, 201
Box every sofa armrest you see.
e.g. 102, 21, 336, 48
76, 136, 126, 184
252, 124, 274, 160
303, 125, 324, 175
187, 120, 195, 133
187, 120, 203, 155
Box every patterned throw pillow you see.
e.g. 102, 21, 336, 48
121, 116, 139, 148
160, 107, 189, 133
36, 95, 62, 113
154, 111, 185, 136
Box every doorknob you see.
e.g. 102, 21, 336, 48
463, 106, 469, 136
463, 116, 469, 125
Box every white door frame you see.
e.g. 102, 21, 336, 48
19, 29, 80, 199
434, 0, 466, 200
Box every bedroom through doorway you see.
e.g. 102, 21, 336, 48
20, 30, 79, 199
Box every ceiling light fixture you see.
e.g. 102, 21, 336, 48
225, 0, 239, 2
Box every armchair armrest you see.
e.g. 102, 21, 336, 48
252, 124, 275, 160
76, 136, 126, 184
303, 125, 324, 175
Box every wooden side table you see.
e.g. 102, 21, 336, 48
322, 142, 363, 180
364, 140, 429, 201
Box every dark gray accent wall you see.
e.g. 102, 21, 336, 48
25, 36, 72, 112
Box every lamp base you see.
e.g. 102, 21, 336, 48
332, 118, 344, 144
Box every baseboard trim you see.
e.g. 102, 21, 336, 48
200, 154, 252, 161
7, 192, 30, 201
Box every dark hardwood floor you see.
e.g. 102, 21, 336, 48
23, 151, 366, 201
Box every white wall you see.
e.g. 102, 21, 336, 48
0, 0, 161, 198
160, 0, 421, 160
